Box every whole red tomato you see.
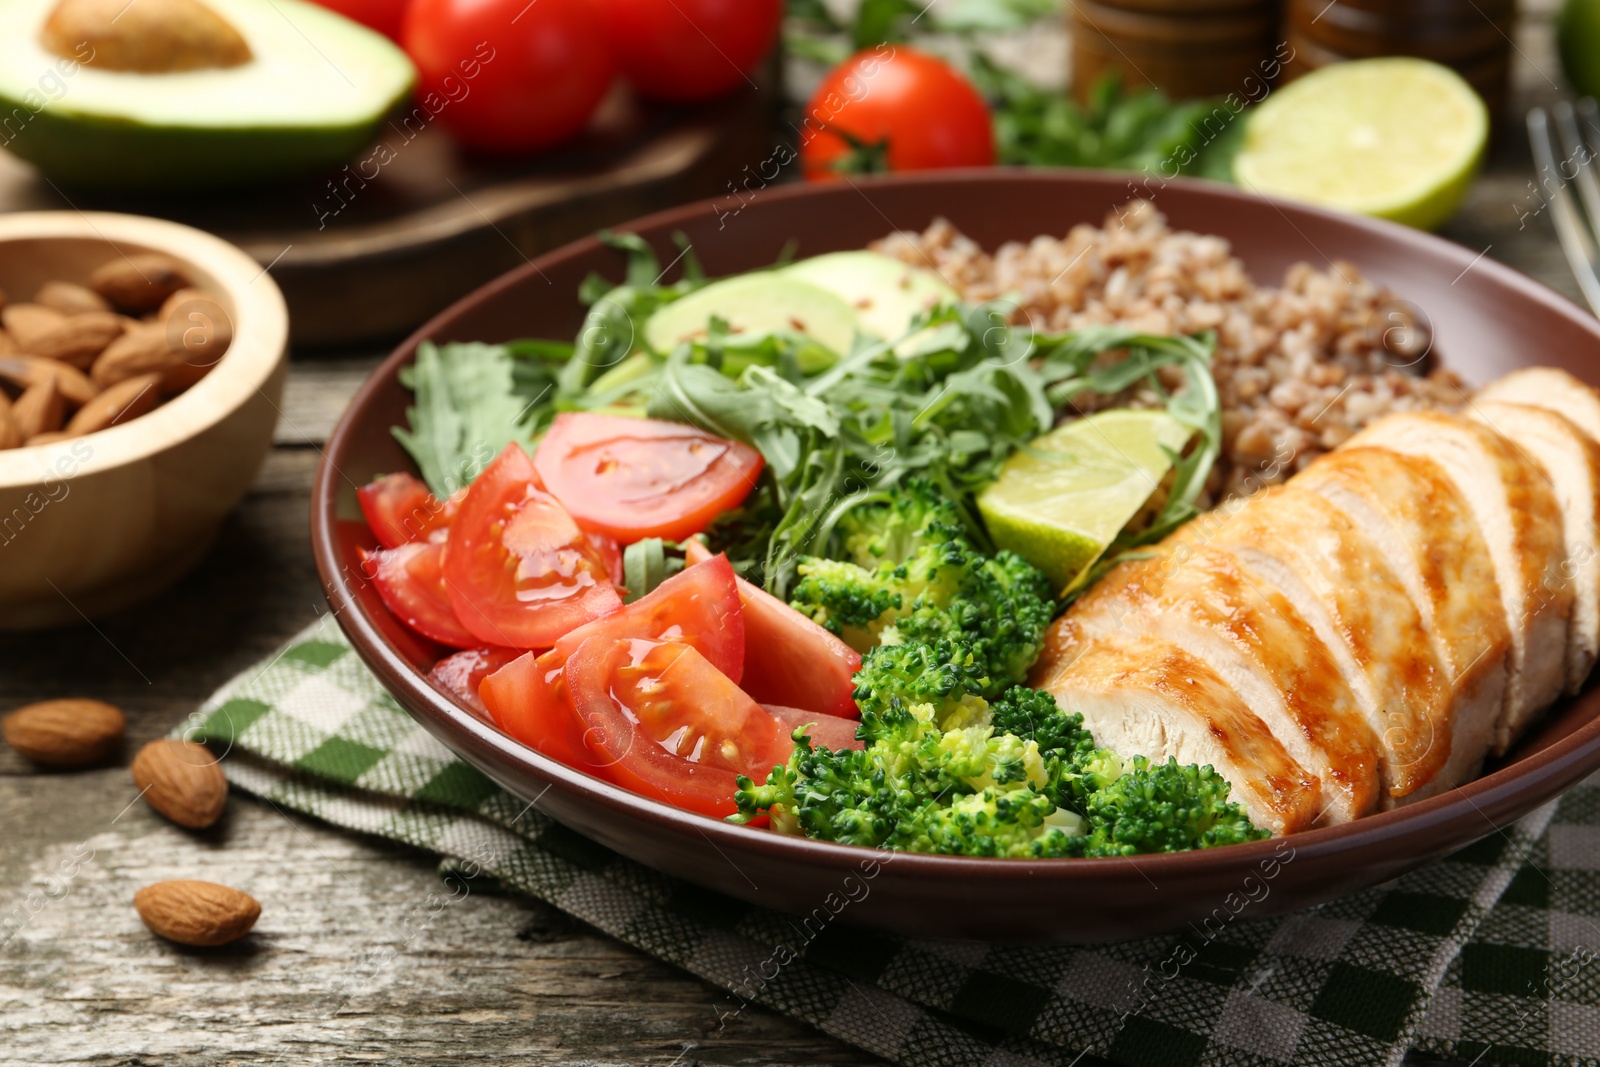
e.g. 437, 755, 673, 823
800, 46, 996, 180
595, 0, 781, 102
402, 0, 616, 154
311, 0, 409, 41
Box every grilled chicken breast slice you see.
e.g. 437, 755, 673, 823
1031, 630, 1322, 834
1293, 447, 1507, 797
1201, 486, 1456, 799
1471, 401, 1600, 694
1048, 545, 1382, 824
1349, 412, 1571, 753
1477, 367, 1600, 444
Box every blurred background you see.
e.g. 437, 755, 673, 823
0, 0, 1580, 348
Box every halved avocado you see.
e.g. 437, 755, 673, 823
644, 274, 860, 373
0, 0, 415, 189
782, 251, 958, 340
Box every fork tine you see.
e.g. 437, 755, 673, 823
1554, 101, 1600, 241
1529, 105, 1600, 317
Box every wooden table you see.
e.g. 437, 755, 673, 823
0, 5, 1582, 1065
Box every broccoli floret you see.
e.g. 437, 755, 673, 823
790, 484, 1054, 694
1069, 757, 1269, 857
852, 640, 993, 727
835, 479, 958, 568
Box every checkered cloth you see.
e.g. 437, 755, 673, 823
184, 616, 1600, 1067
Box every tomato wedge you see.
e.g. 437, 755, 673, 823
587, 531, 625, 588
358, 472, 458, 549
566, 637, 789, 818
533, 412, 765, 542
442, 443, 622, 649
365, 541, 478, 649
763, 705, 864, 752
479, 555, 746, 764
549, 553, 744, 679
429, 646, 521, 721
481, 650, 598, 769
685, 539, 861, 718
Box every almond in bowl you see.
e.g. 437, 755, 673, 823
0, 212, 287, 629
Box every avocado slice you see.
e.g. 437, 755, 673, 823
781, 251, 958, 341
644, 274, 860, 374
0, 0, 414, 189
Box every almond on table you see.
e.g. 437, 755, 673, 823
134, 880, 259, 947
131, 739, 228, 829
2, 698, 125, 767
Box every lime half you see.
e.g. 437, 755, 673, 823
1233, 58, 1488, 231
979, 410, 1194, 593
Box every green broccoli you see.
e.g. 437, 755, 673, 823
790, 481, 1055, 694
733, 678, 1267, 859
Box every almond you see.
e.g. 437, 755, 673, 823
160, 288, 233, 370
0, 327, 15, 355
0, 355, 97, 406
27, 431, 73, 446
89, 254, 191, 313
2, 303, 65, 350
131, 739, 227, 829
30, 311, 124, 369
11, 378, 62, 439
0, 391, 20, 450
66, 372, 160, 435
92, 324, 180, 390
2, 698, 125, 767
134, 880, 259, 947
34, 280, 111, 315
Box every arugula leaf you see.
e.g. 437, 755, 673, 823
622, 538, 682, 603
393, 341, 538, 497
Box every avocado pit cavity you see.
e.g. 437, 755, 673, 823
41, 0, 252, 72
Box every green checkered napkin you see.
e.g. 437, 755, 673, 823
185, 616, 1596, 1067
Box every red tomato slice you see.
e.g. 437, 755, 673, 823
481, 651, 598, 770
763, 705, 864, 752
478, 555, 745, 765
365, 541, 478, 649
686, 540, 861, 718
587, 532, 625, 588
358, 473, 458, 549
533, 413, 765, 542
549, 553, 744, 680
565, 637, 789, 818
429, 647, 521, 721
443, 443, 623, 649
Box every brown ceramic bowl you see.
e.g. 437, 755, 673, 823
313, 171, 1600, 942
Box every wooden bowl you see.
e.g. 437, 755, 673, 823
0, 212, 287, 630
314, 172, 1600, 942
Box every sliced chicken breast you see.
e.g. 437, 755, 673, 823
1471, 401, 1600, 694
1032, 629, 1323, 834
1200, 486, 1456, 800
1053, 545, 1382, 824
1294, 447, 1507, 796
1349, 412, 1571, 753
1477, 367, 1600, 445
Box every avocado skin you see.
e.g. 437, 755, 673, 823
0, 94, 408, 191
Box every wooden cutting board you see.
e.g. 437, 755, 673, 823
0, 81, 777, 346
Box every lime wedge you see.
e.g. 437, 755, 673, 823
1232, 58, 1488, 231
979, 410, 1194, 592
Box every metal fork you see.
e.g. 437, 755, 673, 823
1529, 98, 1600, 316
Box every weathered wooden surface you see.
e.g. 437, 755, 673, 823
0, 4, 1583, 1064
